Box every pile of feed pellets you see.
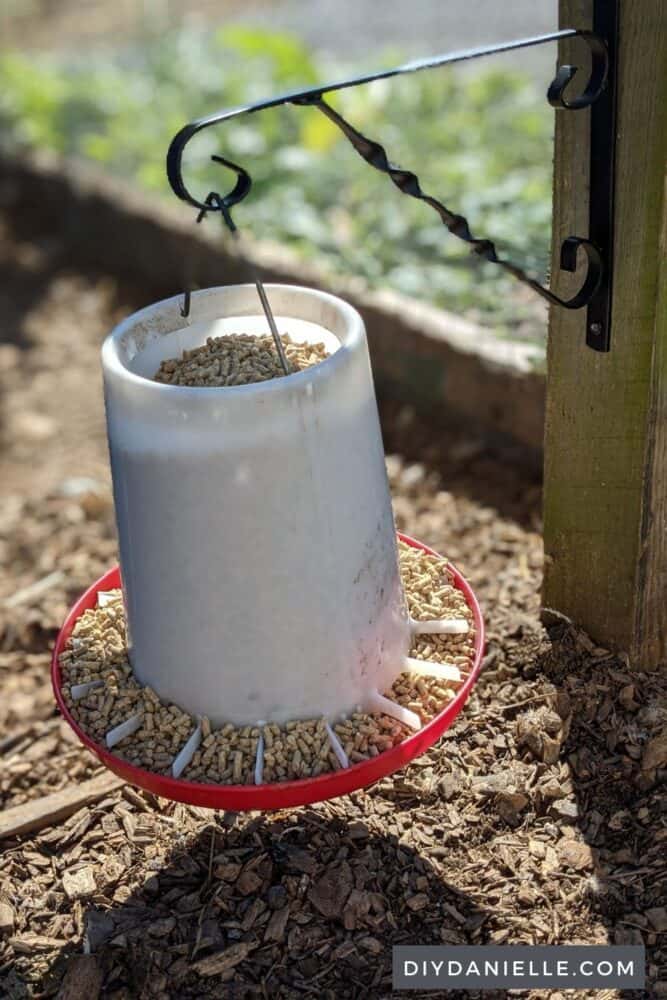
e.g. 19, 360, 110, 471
153, 332, 329, 388
60, 542, 475, 785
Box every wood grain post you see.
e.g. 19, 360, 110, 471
543, 0, 667, 663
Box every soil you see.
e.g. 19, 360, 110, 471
0, 219, 665, 999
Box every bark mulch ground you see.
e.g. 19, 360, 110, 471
0, 222, 665, 998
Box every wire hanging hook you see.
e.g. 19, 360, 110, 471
180, 189, 290, 374
179, 191, 220, 317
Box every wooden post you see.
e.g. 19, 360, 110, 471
543, 0, 667, 664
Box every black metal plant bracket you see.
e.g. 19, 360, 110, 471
166, 9, 618, 352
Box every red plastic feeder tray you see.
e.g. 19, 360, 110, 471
52, 534, 484, 811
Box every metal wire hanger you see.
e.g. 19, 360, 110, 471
166, 24, 616, 349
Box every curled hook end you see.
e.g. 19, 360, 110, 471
556, 237, 604, 310
547, 64, 578, 108
546, 31, 609, 111
166, 122, 253, 213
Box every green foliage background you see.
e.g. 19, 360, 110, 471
0, 26, 553, 336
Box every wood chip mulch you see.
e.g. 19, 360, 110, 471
0, 223, 665, 999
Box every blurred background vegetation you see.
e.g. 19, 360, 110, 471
0, 4, 556, 342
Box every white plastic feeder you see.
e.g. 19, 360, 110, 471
102, 284, 416, 728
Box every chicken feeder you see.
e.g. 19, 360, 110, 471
52, 284, 484, 810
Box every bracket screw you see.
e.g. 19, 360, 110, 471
589, 322, 603, 336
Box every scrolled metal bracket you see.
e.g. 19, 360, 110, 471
167, 15, 618, 351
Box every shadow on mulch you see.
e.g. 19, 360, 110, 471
0, 604, 661, 999
0, 214, 154, 347
0, 230, 66, 355
378, 398, 542, 531
527, 621, 665, 998
30, 624, 665, 999
39, 811, 491, 999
